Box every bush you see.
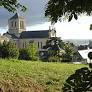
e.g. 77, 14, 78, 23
19, 43, 39, 61
0, 41, 19, 59
48, 56, 59, 62
19, 49, 30, 60
0, 42, 19, 59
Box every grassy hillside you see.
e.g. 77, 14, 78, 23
0, 59, 87, 92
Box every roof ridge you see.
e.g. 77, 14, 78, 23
9, 13, 20, 20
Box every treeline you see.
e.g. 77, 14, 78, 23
42, 37, 81, 62
0, 38, 81, 62
0, 41, 38, 61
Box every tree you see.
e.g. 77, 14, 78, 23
0, 0, 26, 12
43, 37, 65, 61
0, 41, 19, 59
44, 37, 63, 57
45, 0, 92, 23
62, 42, 76, 62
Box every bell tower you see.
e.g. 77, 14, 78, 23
8, 13, 26, 36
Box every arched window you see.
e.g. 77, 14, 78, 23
38, 42, 39, 48
20, 21, 24, 29
41, 42, 43, 49
11, 21, 13, 27
15, 21, 17, 27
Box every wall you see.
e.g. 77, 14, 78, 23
17, 38, 48, 51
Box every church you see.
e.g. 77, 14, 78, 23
3, 13, 56, 51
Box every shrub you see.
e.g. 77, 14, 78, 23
19, 49, 30, 60
0, 41, 19, 59
19, 43, 39, 61
48, 56, 59, 62
27, 43, 39, 61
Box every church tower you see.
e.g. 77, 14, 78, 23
8, 13, 26, 36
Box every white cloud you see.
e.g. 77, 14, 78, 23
26, 16, 92, 39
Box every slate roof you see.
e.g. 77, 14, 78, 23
3, 32, 19, 39
9, 13, 23, 20
9, 13, 19, 20
20, 30, 49, 39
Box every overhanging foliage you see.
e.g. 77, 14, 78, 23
0, 0, 26, 12
45, 0, 92, 23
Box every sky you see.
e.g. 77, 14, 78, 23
0, 0, 92, 39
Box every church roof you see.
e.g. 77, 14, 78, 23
10, 13, 19, 20
3, 32, 19, 39
9, 13, 23, 20
20, 30, 49, 39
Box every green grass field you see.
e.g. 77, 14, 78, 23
0, 59, 87, 92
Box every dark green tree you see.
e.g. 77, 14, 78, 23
44, 38, 77, 62
44, 37, 64, 57
62, 42, 76, 62
43, 37, 65, 61
45, 0, 92, 23
0, 41, 19, 59
0, 0, 26, 12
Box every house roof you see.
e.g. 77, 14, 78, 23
20, 30, 49, 39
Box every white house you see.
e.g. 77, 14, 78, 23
78, 48, 92, 63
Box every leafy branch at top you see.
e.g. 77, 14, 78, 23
0, 0, 26, 12
45, 0, 92, 23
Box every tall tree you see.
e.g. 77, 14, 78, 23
43, 37, 63, 57
45, 0, 92, 23
62, 42, 76, 62
0, 0, 26, 12
0, 41, 19, 59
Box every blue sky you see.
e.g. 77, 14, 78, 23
0, 0, 92, 39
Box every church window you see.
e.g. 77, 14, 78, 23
15, 21, 17, 27
22, 21, 24, 29
38, 42, 39, 48
20, 21, 24, 29
25, 42, 26, 48
11, 21, 13, 27
41, 42, 43, 49
29, 40, 34, 43
23, 42, 25, 48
